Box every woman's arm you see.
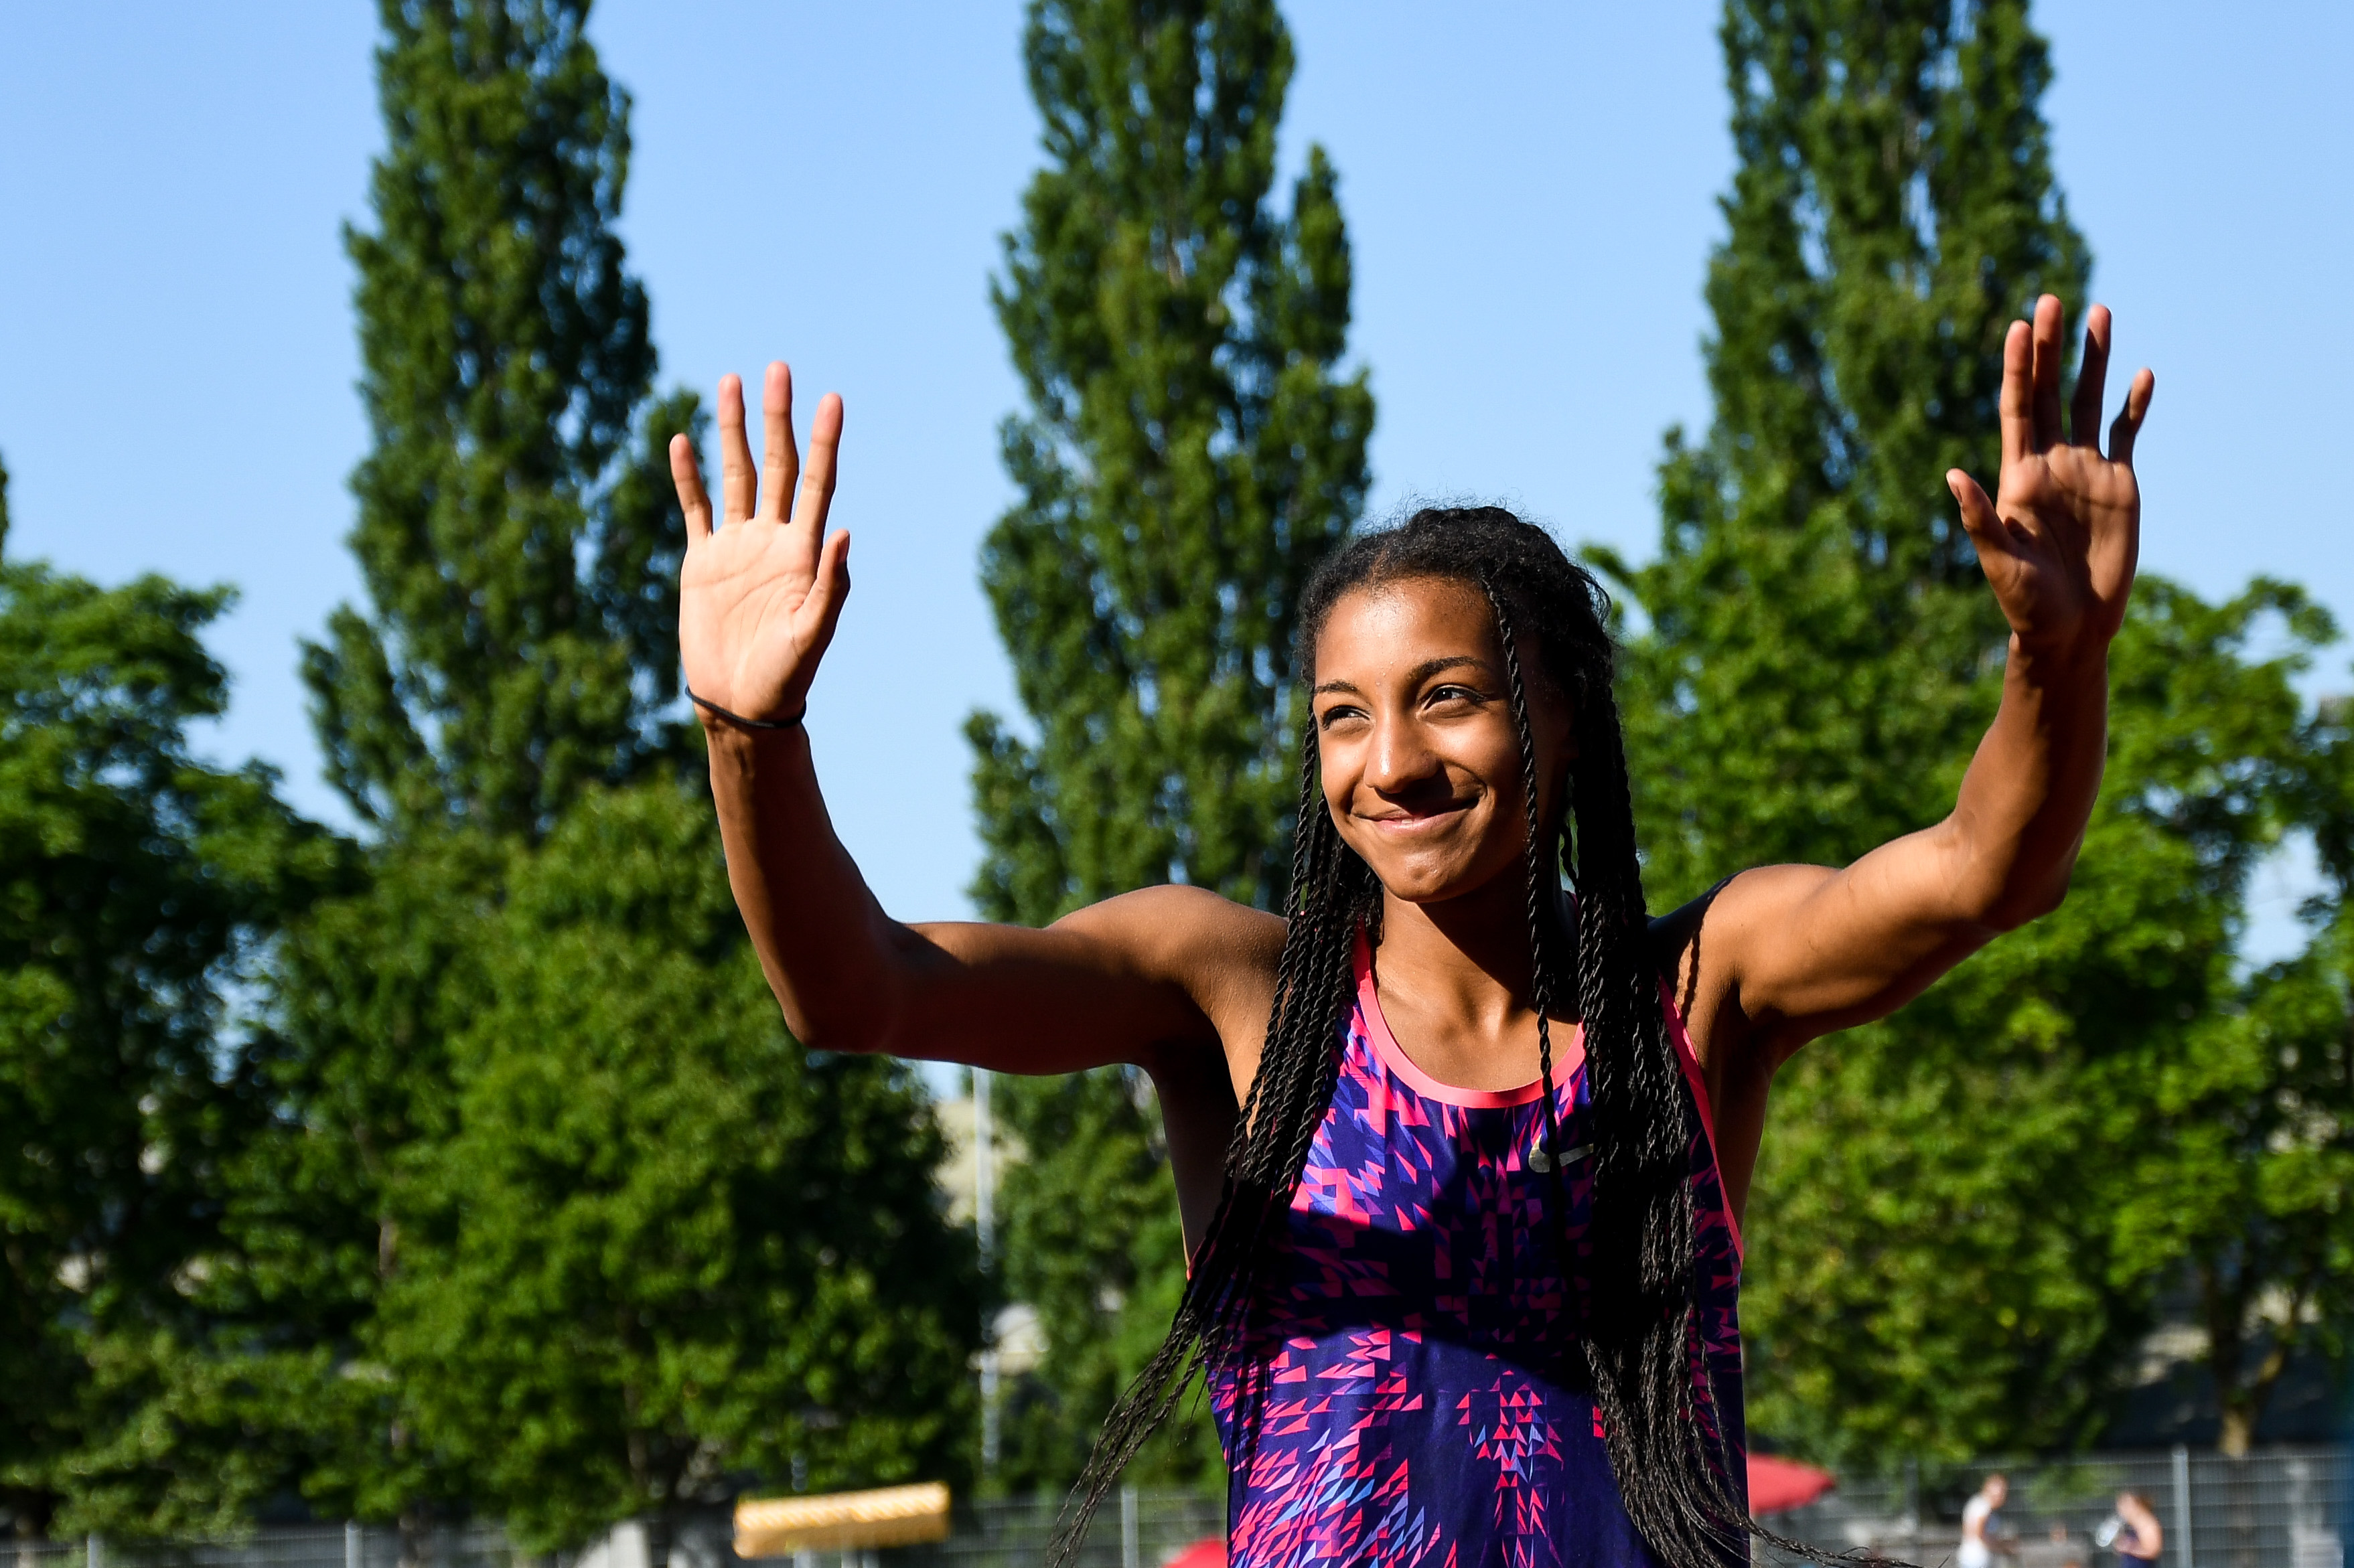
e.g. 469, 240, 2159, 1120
679, 365, 1282, 1079
1673, 295, 2155, 1067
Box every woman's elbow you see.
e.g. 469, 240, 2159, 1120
768, 982, 901, 1057
1980, 868, 2074, 933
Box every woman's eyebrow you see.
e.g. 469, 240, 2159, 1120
1313, 656, 1494, 698
1408, 655, 1493, 684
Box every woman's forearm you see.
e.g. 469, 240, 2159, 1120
704, 717, 914, 1050
1941, 633, 2111, 930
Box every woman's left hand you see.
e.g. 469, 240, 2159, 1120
1947, 294, 2155, 661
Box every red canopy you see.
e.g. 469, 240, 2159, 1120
1749, 1452, 1838, 1514
1165, 1540, 1226, 1568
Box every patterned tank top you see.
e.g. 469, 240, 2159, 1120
1207, 933, 1747, 1568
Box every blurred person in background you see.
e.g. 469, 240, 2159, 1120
2101, 1492, 2164, 1568
1961, 1474, 2012, 1568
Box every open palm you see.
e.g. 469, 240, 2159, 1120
673, 363, 851, 723
1948, 295, 2155, 657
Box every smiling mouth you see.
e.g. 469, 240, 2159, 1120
1363, 801, 1474, 833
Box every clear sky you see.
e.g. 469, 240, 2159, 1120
2, 2, 2347, 945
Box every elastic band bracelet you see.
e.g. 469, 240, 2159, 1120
686, 687, 806, 731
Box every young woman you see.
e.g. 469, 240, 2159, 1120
671, 294, 2152, 1568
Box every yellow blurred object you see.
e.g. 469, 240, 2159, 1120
733, 1483, 952, 1556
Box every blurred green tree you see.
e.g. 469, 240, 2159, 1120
368, 785, 977, 1551
1593, 0, 2107, 1463
304, 0, 696, 838
235, 0, 981, 1544
0, 549, 342, 1537
1601, 0, 2347, 1465
2108, 645, 2354, 1457
968, 0, 1372, 1494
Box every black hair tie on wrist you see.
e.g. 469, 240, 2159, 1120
685, 687, 806, 731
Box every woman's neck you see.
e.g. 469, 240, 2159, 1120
1375, 874, 1576, 1040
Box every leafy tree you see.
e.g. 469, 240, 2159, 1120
371, 785, 977, 1550
2108, 649, 2354, 1456
1729, 579, 2325, 1464
1601, 0, 2089, 899
1594, 0, 2131, 1464
1603, 0, 2354, 1466
0, 555, 342, 1537
968, 0, 1372, 1492
242, 0, 980, 1541
304, 0, 697, 838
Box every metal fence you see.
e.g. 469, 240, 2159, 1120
7, 1450, 2345, 1568
1758, 1447, 2349, 1568
0, 1525, 519, 1568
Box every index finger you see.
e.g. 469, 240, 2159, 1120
790, 392, 845, 537
670, 433, 712, 544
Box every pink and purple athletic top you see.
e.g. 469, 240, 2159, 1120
1207, 933, 1748, 1568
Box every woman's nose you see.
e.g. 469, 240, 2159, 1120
1365, 714, 1439, 792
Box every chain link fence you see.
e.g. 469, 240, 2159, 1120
6, 1450, 2344, 1568
1758, 1447, 2349, 1568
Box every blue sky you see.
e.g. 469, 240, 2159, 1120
1, 1, 2346, 941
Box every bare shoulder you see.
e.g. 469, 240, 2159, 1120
1053, 883, 1287, 1027
1650, 864, 1838, 1068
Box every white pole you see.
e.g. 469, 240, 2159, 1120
346, 1520, 362, 1568
976, 1067, 999, 1477
1121, 1486, 1140, 1568
86, 1537, 101, 1568
2172, 1443, 2195, 1568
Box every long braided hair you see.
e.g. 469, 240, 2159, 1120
1049, 506, 1804, 1568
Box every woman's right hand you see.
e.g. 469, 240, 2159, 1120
673, 363, 850, 723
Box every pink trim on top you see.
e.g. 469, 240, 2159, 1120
1351, 931, 1586, 1109
1659, 979, 1744, 1259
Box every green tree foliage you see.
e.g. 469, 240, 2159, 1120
1601, 0, 2088, 895
224, 0, 981, 1541
368, 786, 977, 1548
1605, 0, 2354, 1465
1728, 580, 2329, 1464
1594, 0, 2108, 1463
968, 0, 1372, 1492
2110, 654, 2354, 1456
991, 1069, 1196, 1494
0, 556, 342, 1536
304, 0, 697, 839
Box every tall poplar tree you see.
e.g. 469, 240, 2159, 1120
1597, 0, 2109, 1462
1601, 0, 2322, 1464
970, 0, 1372, 1492
251, 1, 979, 1539
303, 0, 695, 838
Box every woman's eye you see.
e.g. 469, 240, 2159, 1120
1428, 684, 1484, 706
1317, 705, 1367, 730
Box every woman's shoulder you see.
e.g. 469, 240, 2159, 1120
1053, 884, 1288, 1061
1053, 884, 1288, 982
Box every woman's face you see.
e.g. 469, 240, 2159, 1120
1309, 576, 1573, 906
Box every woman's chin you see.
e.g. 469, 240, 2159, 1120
1364, 855, 1500, 908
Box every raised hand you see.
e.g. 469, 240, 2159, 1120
1947, 295, 2155, 659
674, 363, 849, 723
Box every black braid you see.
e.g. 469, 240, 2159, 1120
1049, 507, 1870, 1568
1483, 578, 1568, 1174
